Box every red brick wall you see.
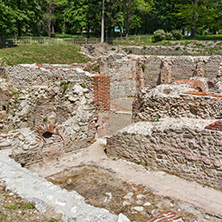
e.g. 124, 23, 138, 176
145, 210, 182, 222
174, 79, 206, 93
205, 120, 222, 131
92, 75, 110, 112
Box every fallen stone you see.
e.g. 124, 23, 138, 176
123, 192, 134, 200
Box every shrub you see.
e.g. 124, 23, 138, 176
171, 30, 182, 40
165, 32, 173, 40
153, 29, 165, 42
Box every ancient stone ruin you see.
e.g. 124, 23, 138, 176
107, 77, 222, 191
0, 54, 222, 221
0, 64, 110, 166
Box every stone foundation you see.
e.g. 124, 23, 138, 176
107, 118, 222, 190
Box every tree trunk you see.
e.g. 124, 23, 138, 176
17, 20, 21, 37
48, 0, 53, 38
81, 28, 83, 36
62, 21, 66, 34
125, 0, 130, 38
48, 20, 51, 38
182, 29, 185, 35
87, 23, 90, 38
14, 32, 17, 42
101, 0, 105, 43
191, 0, 198, 38
38, 23, 41, 37
119, 25, 123, 39
52, 24, 55, 33
2, 34, 6, 47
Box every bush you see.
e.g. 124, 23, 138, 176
165, 32, 173, 40
171, 30, 182, 40
153, 29, 165, 42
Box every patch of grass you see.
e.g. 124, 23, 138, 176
0, 211, 8, 217
0, 44, 89, 66
60, 81, 69, 91
6, 204, 18, 210
141, 64, 146, 72
48, 218, 59, 222
81, 83, 87, 88
23, 203, 35, 209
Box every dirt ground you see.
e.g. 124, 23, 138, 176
46, 164, 212, 222
0, 180, 62, 222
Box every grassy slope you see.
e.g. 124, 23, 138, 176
0, 43, 89, 66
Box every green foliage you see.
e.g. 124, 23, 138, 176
23, 203, 35, 209
141, 64, 146, 72
165, 32, 173, 40
43, 116, 48, 122
171, 30, 182, 40
6, 204, 18, 210
63, 84, 68, 90
154, 29, 165, 42
81, 83, 87, 88
49, 218, 59, 222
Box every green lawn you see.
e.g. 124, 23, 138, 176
0, 43, 89, 66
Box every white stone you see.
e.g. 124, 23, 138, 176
136, 194, 145, 199
123, 201, 131, 206
123, 192, 133, 200
133, 206, 144, 212
118, 213, 130, 222
143, 202, 151, 206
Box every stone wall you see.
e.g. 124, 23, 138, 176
100, 55, 222, 99
132, 81, 222, 122
0, 64, 111, 165
122, 46, 190, 56
106, 118, 222, 190
100, 55, 138, 99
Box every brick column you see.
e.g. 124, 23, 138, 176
92, 75, 110, 112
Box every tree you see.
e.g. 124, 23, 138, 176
101, 0, 105, 42
124, 0, 153, 37
0, 0, 15, 45
174, 0, 219, 37
64, 0, 100, 37
54, 0, 69, 34
6, 0, 42, 37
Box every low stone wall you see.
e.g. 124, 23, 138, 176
100, 54, 222, 99
132, 84, 222, 122
106, 118, 222, 190
122, 46, 190, 56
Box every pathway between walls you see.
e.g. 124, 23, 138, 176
29, 138, 222, 220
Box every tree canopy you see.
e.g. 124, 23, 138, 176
1, 0, 222, 39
